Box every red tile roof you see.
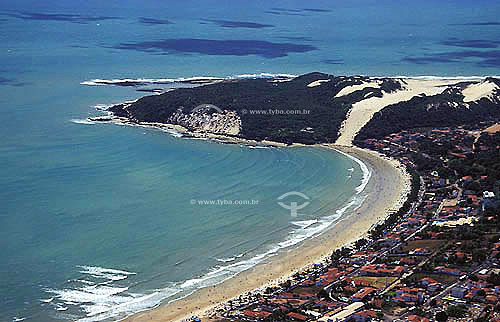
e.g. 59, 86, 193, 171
408, 315, 430, 322
243, 310, 271, 319
352, 287, 376, 300
287, 312, 308, 321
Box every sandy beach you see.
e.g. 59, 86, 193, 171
117, 77, 459, 322
124, 144, 411, 322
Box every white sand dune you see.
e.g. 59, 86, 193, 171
334, 80, 381, 98
335, 79, 465, 146
462, 80, 499, 103
307, 79, 331, 87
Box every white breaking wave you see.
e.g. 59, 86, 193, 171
70, 119, 96, 125
291, 219, 318, 229
233, 72, 297, 79
42, 151, 370, 322
81, 76, 221, 86
81, 74, 499, 88
174, 193, 365, 303
77, 288, 181, 322
43, 265, 144, 321
248, 145, 269, 149
46, 184, 367, 322
216, 257, 236, 263
78, 265, 136, 281
93, 104, 112, 111
335, 149, 372, 194
81, 73, 297, 87
160, 128, 183, 138
40, 297, 54, 303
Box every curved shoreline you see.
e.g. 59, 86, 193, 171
123, 144, 411, 322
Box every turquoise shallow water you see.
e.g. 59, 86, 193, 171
1, 0, 500, 321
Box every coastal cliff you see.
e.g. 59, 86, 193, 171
167, 105, 241, 136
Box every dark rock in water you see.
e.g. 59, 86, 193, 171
136, 88, 164, 93
89, 116, 113, 122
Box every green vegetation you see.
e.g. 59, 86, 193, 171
446, 304, 468, 318
355, 80, 500, 142
110, 73, 401, 144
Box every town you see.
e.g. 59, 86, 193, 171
200, 122, 500, 322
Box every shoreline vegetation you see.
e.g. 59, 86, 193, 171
84, 72, 500, 321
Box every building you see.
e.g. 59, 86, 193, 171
451, 286, 468, 299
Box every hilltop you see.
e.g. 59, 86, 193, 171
105, 73, 500, 146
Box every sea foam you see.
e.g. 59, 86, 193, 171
70, 119, 96, 125
80, 73, 297, 88
334, 149, 372, 194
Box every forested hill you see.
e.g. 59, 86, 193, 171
109, 72, 401, 144
109, 73, 500, 145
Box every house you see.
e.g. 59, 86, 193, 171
486, 295, 498, 304
435, 266, 462, 276
483, 191, 498, 210
412, 248, 428, 256
351, 287, 376, 302
351, 310, 378, 322
354, 279, 372, 288
280, 292, 295, 298
243, 310, 272, 320
408, 315, 430, 322
287, 312, 308, 321
313, 300, 339, 310
427, 283, 441, 293
420, 277, 438, 287
394, 288, 425, 305
451, 286, 468, 299
394, 293, 419, 305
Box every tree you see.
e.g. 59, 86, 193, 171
436, 311, 448, 322
447, 305, 467, 318
281, 279, 291, 289
317, 288, 329, 300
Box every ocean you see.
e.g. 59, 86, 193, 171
1, 0, 499, 321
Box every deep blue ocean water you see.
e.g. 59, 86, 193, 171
1, 0, 500, 321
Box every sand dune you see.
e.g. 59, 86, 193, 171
307, 79, 331, 87
334, 80, 381, 98
462, 80, 499, 102
335, 78, 464, 146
